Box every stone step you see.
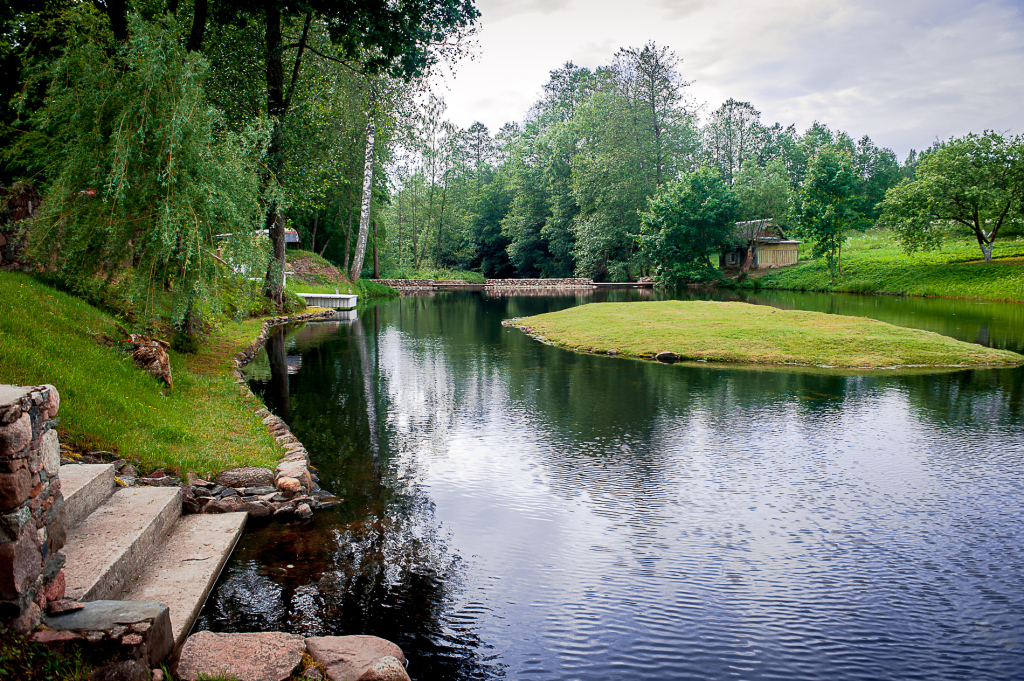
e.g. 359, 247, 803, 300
62, 486, 182, 602
60, 463, 115, 531
120, 512, 248, 648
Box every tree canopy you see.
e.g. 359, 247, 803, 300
880, 132, 1024, 262
638, 167, 738, 285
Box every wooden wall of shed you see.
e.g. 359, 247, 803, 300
756, 243, 800, 268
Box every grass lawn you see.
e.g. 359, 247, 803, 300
0, 271, 283, 477
745, 231, 1024, 301
511, 300, 1024, 368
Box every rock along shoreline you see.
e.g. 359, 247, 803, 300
61, 309, 343, 521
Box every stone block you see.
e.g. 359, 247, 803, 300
44, 569, 66, 601
0, 466, 32, 511
176, 631, 305, 681
40, 429, 60, 476
0, 521, 41, 599
40, 384, 59, 419
305, 636, 409, 681
0, 413, 31, 458
215, 466, 275, 489
42, 599, 173, 667
0, 505, 31, 542
277, 477, 301, 496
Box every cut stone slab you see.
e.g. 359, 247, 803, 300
62, 486, 181, 601
41, 599, 173, 667
60, 463, 115, 531
176, 631, 305, 681
121, 512, 247, 647
306, 635, 409, 681
0, 385, 31, 408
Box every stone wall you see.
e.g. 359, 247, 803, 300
378, 278, 597, 292
0, 384, 66, 632
375, 279, 437, 291
485, 278, 595, 289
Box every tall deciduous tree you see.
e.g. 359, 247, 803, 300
795, 145, 858, 281
638, 167, 738, 284
879, 132, 1024, 262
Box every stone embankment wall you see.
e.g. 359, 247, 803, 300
377, 277, 597, 292
213, 310, 340, 519
0, 384, 67, 632
486, 278, 595, 289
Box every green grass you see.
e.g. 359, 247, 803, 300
745, 231, 1024, 301
285, 250, 397, 299
0, 271, 283, 477
511, 301, 1024, 369
0, 627, 91, 680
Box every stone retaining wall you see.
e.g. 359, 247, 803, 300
485, 278, 595, 289
377, 277, 597, 292
0, 384, 67, 632
221, 310, 340, 519
375, 278, 437, 291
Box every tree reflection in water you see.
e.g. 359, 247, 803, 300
199, 291, 1024, 681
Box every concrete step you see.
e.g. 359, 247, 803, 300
62, 486, 182, 602
60, 463, 115, 531
120, 512, 248, 648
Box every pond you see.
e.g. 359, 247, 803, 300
197, 290, 1024, 680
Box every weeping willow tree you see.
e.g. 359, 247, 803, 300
24, 9, 270, 337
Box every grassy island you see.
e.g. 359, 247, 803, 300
510, 301, 1024, 369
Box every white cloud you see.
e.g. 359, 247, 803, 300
436, 0, 1024, 156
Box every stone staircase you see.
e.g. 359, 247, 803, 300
59, 463, 247, 648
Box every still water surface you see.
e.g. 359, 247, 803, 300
198, 290, 1024, 680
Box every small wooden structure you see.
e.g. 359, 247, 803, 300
720, 219, 801, 270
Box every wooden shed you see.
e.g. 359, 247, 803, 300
720, 219, 801, 270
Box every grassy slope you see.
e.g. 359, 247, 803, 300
514, 301, 1024, 368
748, 231, 1024, 301
285, 250, 398, 297
0, 271, 281, 477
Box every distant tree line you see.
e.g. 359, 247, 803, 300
378, 42, 1024, 284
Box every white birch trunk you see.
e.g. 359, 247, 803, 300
349, 117, 376, 281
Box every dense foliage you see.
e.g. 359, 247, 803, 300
879, 131, 1024, 262
380, 45, 907, 283
24, 11, 270, 331
638, 168, 738, 284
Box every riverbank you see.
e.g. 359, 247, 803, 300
0, 270, 310, 477
732, 231, 1024, 302
508, 300, 1024, 368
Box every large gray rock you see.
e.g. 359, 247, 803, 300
41, 600, 173, 667
176, 631, 305, 681
215, 466, 275, 489
305, 635, 410, 681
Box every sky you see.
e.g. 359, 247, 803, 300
432, 0, 1024, 158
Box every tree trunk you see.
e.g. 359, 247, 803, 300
741, 243, 755, 272
373, 220, 379, 278
96, 0, 129, 42
262, 2, 286, 305
185, 0, 207, 52
343, 207, 353, 273
310, 211, 318, 253
350, 116, 376, 281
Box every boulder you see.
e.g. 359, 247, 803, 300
654, 350, 680, 363
0, 413, 31, 457
305, 636, 409, 681
216, 467, 275, 489
176, 631, 305, 681
277, 477, 302, 496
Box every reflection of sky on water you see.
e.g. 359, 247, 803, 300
204, 292, 1024, 681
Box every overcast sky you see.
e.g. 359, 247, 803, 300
432, 0, 1024, 158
